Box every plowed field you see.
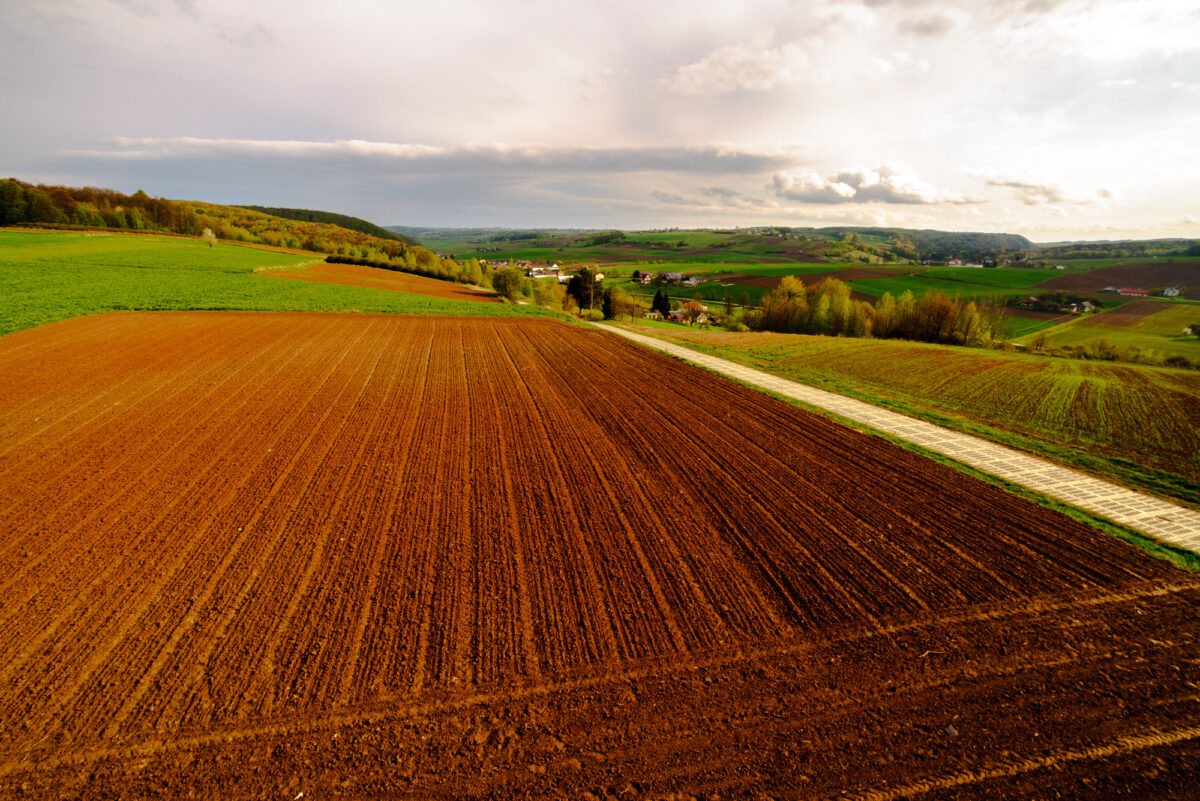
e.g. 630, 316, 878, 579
1, 312, 1197, 799
268, 260, 499, 302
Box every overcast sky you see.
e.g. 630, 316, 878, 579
2, 0, 1197, 240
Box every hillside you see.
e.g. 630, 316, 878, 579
0, 178, 433, 265
239, 205, 415, 245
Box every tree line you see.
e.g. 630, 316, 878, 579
0, 178, 445, 266
745, 275, 1003, 347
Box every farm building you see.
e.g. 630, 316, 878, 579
1163, 287, 1182, 297
1118, 287, 1150, 297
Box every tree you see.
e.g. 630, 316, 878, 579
567, 266, 602, 310
201, 228, 217, 248
601, 288, 616, 320
652, 288, 671, 318
491, 267, 527, 301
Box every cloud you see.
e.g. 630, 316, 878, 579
71, 137, 801, 175
772, 164, 971, 205
1099, 78, 1138, 87
897, 13, 962, 38
658, 32, 809, 97
968, 169, 1116, 205
651, 186, 777, 210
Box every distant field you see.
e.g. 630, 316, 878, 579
1019, 302, 1200, 359
267, 260, 498, 303
1036, 261, 1199, 294
0, 230, 553, 334
632, 327, 1200, 505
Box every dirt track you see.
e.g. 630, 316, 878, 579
0, 312, 1197, 798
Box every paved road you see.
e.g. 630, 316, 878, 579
596, 323, 1200, 554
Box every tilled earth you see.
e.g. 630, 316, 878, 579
0, 312, 1196, 799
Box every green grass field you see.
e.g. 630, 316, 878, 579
1017, 302, 1200, 359
628, 327, 1200, 507
0, 230, 557, 334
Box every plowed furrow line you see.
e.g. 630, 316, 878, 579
0, 314, 330, 583
489, 331, 665, 666
464, 326, 538, 682
571, 330, 1104, 613
5, 580, 1192, 774
507, 354, 692, 658
537, 327, 874, 632
465, 331, 622, 672
337, 321, 437, 705
205, 322, 403, 722
523, 333, 795, 642
38, 318, 381, 742
107, 319, 386, 736
250, 318, 432, 715
0, 313, 206, 445
0, 318, 340, 660
849, 723, 1200, 801
0, 320, 358, 742
445, 322, 479, 688
406, 331, 462, 694
0, 313, 271, 475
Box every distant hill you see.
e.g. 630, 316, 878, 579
0, 178, 437, 265
801, 227, 1034, 261
242, 206, 416, 245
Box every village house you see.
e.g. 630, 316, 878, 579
1118, 287, 1150, 297
1163, 287, 1182, 297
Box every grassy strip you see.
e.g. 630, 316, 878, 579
626, 338, 1200, 574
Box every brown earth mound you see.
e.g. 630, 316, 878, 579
1037, 261, 1199, 293
269, 260, 499, 302
0, 312, 1196, 798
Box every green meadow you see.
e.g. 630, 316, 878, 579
0, 230, 556, 335
1018, 302, 1200, 359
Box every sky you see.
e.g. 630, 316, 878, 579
2, 0, 1198, 241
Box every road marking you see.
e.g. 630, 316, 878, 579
595, 324, 1200, 554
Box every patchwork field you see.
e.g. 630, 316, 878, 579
1037, 261, 1199, 294
1020, 302, 1200, 359
1, 313, 1197, 798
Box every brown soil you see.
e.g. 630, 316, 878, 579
1037, 262, 1199, 293
1089, 300, 1170, 327
0, 312, 1197, 798
269, 260, 499, 302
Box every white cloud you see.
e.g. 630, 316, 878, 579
658, 32, 809, 97
73, 137, 800, 175
772, 164, 971, 205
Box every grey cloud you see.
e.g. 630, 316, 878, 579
970, 171, 1112, 205
773, 165, 972, 205
898, 13, 959, 38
